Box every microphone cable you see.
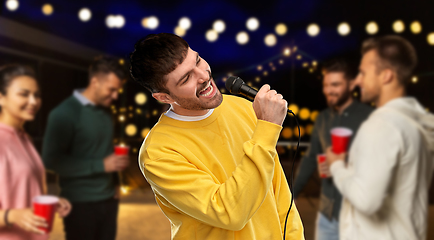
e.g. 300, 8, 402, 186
283, 109, 300, 240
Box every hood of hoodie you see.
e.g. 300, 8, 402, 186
383, 97, 434, 152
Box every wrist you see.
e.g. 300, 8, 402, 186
5, 209, 13, 225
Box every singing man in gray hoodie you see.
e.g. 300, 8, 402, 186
326, 35, 434, 240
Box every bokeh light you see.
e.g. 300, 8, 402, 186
6, 0, 19, 11
310, 110, 319, 122
106, 15, 125, 29
246, 17, 259, 31
236, 31, 249, 45
307, 23, 320, 37
337, 22, 351, 36
306, 124, 314, 135
135, 92, 147, 105
78, 8, 91, 22
42, 4, 53, 16
264, 33, 277, 47
213, 20, 226, 33
299, 108, 311, 120
141, 128, 151, 138
125, 124, 137, 136
281, 127, 293, 139
142, 16, 159, 30
174, 26, 186, 37
393, 20, 405, 33
275, 23, 287, 36
288, 103, 299, 115
206, 29, 219, 42
427, 32, 434, 45
366, 21, 379, 35
178, 17, 191, 30
410, 21, 422, 34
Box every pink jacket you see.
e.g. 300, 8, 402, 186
0, 123, 48, 240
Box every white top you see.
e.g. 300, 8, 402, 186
330, 97, 434, 240
164, 107, 214, 122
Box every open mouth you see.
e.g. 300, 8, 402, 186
198, 81, 214, 97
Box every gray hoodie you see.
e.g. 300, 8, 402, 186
330, 97, 434, 240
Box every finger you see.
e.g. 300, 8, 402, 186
257, 84, 271, 95
25, 219, 46, 234
31, 216, 47, 227
267, 89, 277, 96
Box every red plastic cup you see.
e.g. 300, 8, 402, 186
114, 145, 130, 156
32, 195, 59, 233
330, 127, 353, 154
317, 154, 328, 178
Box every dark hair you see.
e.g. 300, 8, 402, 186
89, 55, 127, 81
361, 35, 417, 85
322, 57, 358, 80
129, 33, 189, 93
0, 64, 36, 95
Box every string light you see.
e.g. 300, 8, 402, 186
78, 8, 91, 22
337, 22, 351, 36
246, 17, 259, 31
307, 23, 320, 37
142, 16, 159, 30
178, 17, 191, 30
5, 0, 19, 11
264, 33, 277, 47
206, 29, 219, 42
174, 26, 186, 37
366, 21, 379, 35
213, 20, 226, 33
275, 23, 287, 36
410, 21, 422, 34
393, 20, 405, 33
236, 31, 249, 45
42, 4, 53, 16
427, 33, 434, 45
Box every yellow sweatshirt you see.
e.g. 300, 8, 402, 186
139, 95, 304, 240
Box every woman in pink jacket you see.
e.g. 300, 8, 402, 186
0, 65, 71, 240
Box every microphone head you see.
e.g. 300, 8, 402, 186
225, 76, 244, 94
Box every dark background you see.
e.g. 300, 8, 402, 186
0, 0, 433, 199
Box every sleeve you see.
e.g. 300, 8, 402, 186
142, 120, 281, 231
272, 158, 305, 239
293, 117, 323, 198
42, 110, 105, 178
330, 118, 402, 215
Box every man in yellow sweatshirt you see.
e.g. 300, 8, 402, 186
129, 33, 304, 240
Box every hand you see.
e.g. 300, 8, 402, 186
253, 84, 288, 126
317, 156, 331, 178
56, 198, 72, 218
104, 153, 130, 172
8, 208, 47, 234
325, 147, 346, 166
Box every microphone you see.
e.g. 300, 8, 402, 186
225, 76, 258, 100
225, 76, 293, 113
